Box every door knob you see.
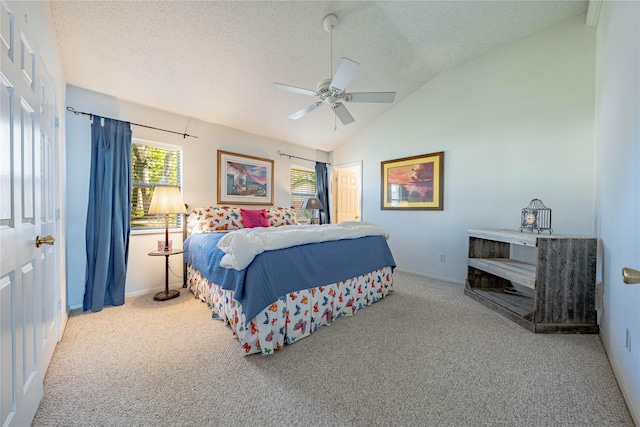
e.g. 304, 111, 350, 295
622, 268, 640, 284
36, 235, 55, 248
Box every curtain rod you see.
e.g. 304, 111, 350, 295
66, 106, 198, 139
277, 150, 330, 165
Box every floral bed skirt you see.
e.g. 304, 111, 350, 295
186, 265, 394, 355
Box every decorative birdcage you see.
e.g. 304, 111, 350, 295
520, 199, 552, 234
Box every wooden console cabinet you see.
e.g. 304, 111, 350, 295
465, 229, 598, 333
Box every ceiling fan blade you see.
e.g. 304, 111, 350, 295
273, 83, 318, 97
330, 58, 360, 92
332, 103, 355, 125
289, 102, 323, 120
347, 92, 396, 103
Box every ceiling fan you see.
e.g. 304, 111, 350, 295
273, 14, 396, 125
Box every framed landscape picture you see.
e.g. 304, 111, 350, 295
217, 150, 274, 205
381, 151, 444, 210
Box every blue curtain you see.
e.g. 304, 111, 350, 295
315, 162, 330, 224
83, 116, 132, 312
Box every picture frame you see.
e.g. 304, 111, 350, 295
217, 150, 274, 205
381, 151, 444, 210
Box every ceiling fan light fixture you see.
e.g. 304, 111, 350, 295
326, 96, 339, 105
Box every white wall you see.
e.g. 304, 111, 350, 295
594, 1, 640, 423
65, 86, 329, 309
333, 16, 596, 284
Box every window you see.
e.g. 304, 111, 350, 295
131, 140, 182, 230
290, 167, 316, 222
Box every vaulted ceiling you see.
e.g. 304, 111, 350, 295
51, 1, 589, 151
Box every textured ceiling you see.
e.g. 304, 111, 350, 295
50, 1, 588, 152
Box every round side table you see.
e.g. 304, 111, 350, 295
148, 248, 184, 301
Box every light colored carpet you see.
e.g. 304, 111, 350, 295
32, 271, 633, 426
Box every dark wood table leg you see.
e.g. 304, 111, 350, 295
153, 253, 180, 301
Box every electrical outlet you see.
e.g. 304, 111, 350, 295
439, 254, 445, 262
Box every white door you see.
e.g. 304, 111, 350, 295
37, 55, 59, 377
0, 2, 60, 425
332, 163, 361, 223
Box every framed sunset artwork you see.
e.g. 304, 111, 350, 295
380, 151, 444, 210
217, 150, 274, 205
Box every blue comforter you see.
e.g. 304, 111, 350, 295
183, 232, 396, 321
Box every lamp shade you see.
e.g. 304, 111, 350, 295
301, 197, 323, 210
148, 186, 187, 215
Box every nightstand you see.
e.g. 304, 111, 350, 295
148, 248, 184, 301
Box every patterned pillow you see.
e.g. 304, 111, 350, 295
267, 207, 299, 227
187, 206, 213, 233
201, 206, 244, 232
189, 206, 298, 232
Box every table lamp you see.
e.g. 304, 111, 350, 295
301, 197, 323, 224
148, 186, 187, 251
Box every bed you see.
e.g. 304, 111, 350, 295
183, 206, 396, 355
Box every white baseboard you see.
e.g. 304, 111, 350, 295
393, 268, 465, 286
68, 281, 186, 311
126, 281, 185, 298
600, 327, 640, 426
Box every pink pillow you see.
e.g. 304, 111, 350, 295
241, 209, 269, 228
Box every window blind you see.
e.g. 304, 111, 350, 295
131, 143, 182, 230
290, 167, 316, 221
